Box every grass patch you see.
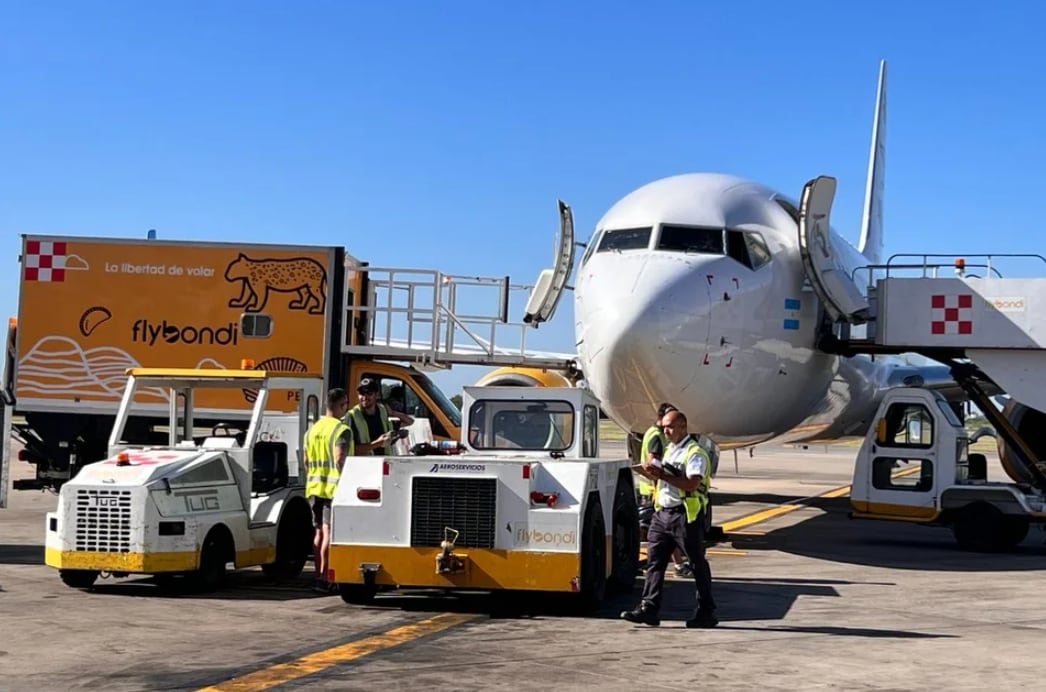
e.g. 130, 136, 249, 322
831, 433, 998, 452
599, 419, 629, 441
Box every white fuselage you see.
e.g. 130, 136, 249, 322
575, 173, 895, 445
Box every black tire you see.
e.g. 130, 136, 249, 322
576, 496, 607, 612
262, 501, 312, 580
608, 479, 639, 594
192, 527, 232, 592
153, 573, 180, 591
952, 503, 1008, 552
59, 569, 98, 589
339, 583, 378, 605
1000, 516, 1030, 549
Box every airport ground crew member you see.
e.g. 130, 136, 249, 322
639, 403, 691, 576
637, 404, 673, 503
303, 387, 352, 592
623, 408, 718, 628
345, 377, 415, 456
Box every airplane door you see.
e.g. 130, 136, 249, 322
797, 176, 870, 324
523, 200, 575, 325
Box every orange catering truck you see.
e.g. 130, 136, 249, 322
1, 233, 577, 502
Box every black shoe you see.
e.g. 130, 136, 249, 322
621, 605, 661, 627
685, 610, 719, 628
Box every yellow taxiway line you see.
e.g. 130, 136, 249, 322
197, 612, 476, 692
718, 465, 920, 534
200, 469, 913, 689
721, 503, 803, 533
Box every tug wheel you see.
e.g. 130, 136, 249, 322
59, 569, 98, 589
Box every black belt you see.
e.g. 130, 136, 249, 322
659, 505, 685, 513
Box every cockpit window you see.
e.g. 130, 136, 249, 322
597, 227, 652, 253
580, 229, 603, 266
724, 230, 771, 270
657, 225, 725, 254
744, 231, 772, 269
726, 230, 751, 268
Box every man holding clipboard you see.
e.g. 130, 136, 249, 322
622, 408, 718, 628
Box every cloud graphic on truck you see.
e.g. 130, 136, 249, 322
16, 335, 232, 403
16, 336, 169, 402
65, 255, 89, 270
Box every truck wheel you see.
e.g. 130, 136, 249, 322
952, 503, 1008, 552
339, 584, 378, 605
262, 501, 312, 580
999, 516, 1030, 550
193, 528, 232, 592
576, 497, 607, 612
59, 569, 98, 589
608, 480, 639, 594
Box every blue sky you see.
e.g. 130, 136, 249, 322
4, 1, 1046, 396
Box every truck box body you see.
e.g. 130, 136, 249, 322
3, 232, 562, 503
13, 235, 340, 416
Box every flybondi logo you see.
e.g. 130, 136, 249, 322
990, 297, 1026, 312
132, 319, 239, 346
428, 462, 486, 473
516, 528, 577, 547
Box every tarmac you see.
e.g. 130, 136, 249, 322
3, 441, 1046, 691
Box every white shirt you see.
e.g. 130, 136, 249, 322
655, 434, 707, 508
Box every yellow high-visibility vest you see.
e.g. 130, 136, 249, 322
654, 437, 710, 523
304, 416, 351, 499
346, 403, 393, 456
638, 425, 666, 497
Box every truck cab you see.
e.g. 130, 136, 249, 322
850, 387, 1040, 551
345, 360, 460, 441
45, 367, 323, 590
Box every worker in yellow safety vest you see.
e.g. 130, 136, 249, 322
344, 377, 415, 456
637, 403, 674, 502
623, 408, 718, 628
303, 387, 353, 593
638, 403, 691, 577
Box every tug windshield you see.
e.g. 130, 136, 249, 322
467, 399, 575, 451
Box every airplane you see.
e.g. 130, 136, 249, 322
492, 59, 982, 451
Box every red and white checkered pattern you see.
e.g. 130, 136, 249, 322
931, 293, 972, 335
24, 240, 67, 282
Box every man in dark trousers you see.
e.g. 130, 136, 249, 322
622, 408, 718, 628
639, 403, 691, 577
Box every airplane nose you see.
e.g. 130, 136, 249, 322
576, 254, 710, 430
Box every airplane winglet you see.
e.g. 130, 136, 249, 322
857, 59, 887, 265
